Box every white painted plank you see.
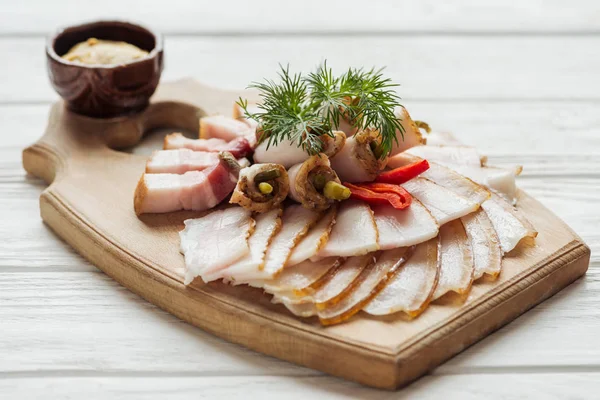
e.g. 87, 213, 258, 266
1, 373, 600, 399
5, 103, 600, 155
3, 36, 600, 102
0, 272, 315, 376
0, 265, 595, 374
2, 0, 600, 34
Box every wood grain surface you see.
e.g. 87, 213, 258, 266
2, 1, 600, 398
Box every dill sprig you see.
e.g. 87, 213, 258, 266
238, 65, 331, 155
337, 67, 404, 158
237, 62, 404, 158
304, 62, 349, 130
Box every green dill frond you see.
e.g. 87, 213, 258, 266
236, 64, 328, 155
338, 67, 404, 158
237, 62, 404, 158
304, 61, 349, 130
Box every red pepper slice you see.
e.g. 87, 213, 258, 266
360, 182, 412, 200
375, 159, 430, 184
344, 182, 412, 210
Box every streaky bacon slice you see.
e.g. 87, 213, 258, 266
481, 193, 538, 254
363, 238, 439, 317
318, 247, 412, 326
319, 200, 379, 258
199, 115, 254, 141
432, 219, 474, 300
164, 132, 252, 158
202, 207, 282, 283
180, 207, 254, 284
461, 209, 503, 280
287, 205, 337, 266
373, 199, 439, 250
146, 149, 219, 174
402, 178, 479, 225
134, 152, 240, 215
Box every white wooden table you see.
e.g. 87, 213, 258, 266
2, 1, 599, 398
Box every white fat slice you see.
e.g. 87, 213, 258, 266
388, 155, 490, 206
281, 301, 317, 318
406, 145, 485, 167
318, 248, 410, 325
287, 206, 337, 266
432, 219, 475, 300
453, 165, 522, 205
262, 257, 341, 294
481, 193, 538, 254
402, 178, 480, 225
319, 200, 379, 258
461, 209, 503, 280
146, 149, 219, 174
373, 200, 439, 250
202, 208, 282, 283
199, 115, 254, 141
420, 162, 490, 205
180, 208, 254, 284
274, 254, 374, 305
363, 238, 439, 317
424, 131, 464, 146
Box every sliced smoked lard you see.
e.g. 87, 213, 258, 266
364, 238, 439, 317
145, 149, 219, 174
134, 152, 240, 215
373, 199, 439, 250
402, 178, 479, 225
389, 154, 490, 206
262, 257, 342, 294
452, 164, 522, 205
164, 132, 252, 159
432, 219, 475, 300
180, 207, 254, 284
461, 209, 503, 280
319, 200, 379, 258
199, 115, 254, 141
318, 247, 411, 325
481, 192, 538, 254
287, 205, 337, 266
225, 205, 321, 282
273, 254, 373, 306
203, 207, 282, 283
406, 145, 486, 167
424, 131, 464, 146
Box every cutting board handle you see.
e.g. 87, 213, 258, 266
22, 78, 249, 185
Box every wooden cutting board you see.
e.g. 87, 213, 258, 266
22, 79, 590, 390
